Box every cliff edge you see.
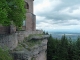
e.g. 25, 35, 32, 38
0, 31, 49, 60
12, 34, 49, 60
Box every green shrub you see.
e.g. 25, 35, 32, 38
0, 47, 13, 60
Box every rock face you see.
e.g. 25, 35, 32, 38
12, 35, 48, 60
0, 31, 43, 50
0, 30, 48, 60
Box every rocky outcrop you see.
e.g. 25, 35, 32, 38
0, 30, 48, 60
0, 31, 43, 50
29, 35, 49, 40
11, 35, 48, 60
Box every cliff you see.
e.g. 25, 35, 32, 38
0, 31, 49, 60
12, 35, 48, 60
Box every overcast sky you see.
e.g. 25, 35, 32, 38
34, 0, 80, 32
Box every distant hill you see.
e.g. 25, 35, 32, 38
49, 32, 80, 41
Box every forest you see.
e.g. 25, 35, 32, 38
47, 34, 80, 60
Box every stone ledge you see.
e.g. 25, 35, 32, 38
30, 35, 49, 40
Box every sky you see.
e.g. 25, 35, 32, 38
34, 0, 80, 33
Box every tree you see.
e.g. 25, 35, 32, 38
47, 34, 80, 60
47, 35, 54, 60
0, 0, 11, 26
0, 0, 26, 28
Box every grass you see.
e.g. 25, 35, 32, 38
13, 43, 24, 51
14, 39, 42, 51
31, 57, 35, 60
23, 36, 42, 47
0, 47, 13, 60
14, 34, 43, 51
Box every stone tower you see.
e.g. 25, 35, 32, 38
24, 0, 36, 31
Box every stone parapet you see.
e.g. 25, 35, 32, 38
0, 30, 43, 49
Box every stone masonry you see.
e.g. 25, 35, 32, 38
0, 0, 36, 34
25, 0, 36, 31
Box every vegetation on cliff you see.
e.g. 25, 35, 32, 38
13, 34, 43, 51
0, 0, 26, 27
0, 47, 13, 60
47, 35, 80, 60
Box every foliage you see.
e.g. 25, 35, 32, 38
0, 0, 26, 27
0, 47, 13, 60
26, 40, 42, 48
43, 31, 49, 35
14, 37, 42, 51
47, 35, 80, 60
0, 0, 11, 26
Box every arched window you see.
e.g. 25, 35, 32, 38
25, 2, 29, 9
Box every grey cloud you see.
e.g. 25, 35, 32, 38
54, 0, 80, 11
38, 11, 75, 21
35, 0, 80, 21
52, 20, 78, 26
60, 23, 78, 26
35, 0, 80, 29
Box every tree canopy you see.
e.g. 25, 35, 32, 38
0, 0, 26, 27
47, 35, 80, 60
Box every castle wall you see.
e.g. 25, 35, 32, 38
25, 13, 36, 31
25, 0, 33, 13
0, 24, 16, 34
17, 30, 43, 42
0, 26, 10, 34
0, 34, 18, 50
32, 14, 36, 31
0, 30, 43, 49
24, 0, 36, 31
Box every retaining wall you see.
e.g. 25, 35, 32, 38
0, 30, 43, 50
0, 34, 18, 50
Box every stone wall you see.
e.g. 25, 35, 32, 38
0, 34, 18, 50
25, 13, 36, 31
25, 0, 36, 31
0, 30, 43, 49
25, 0, 33, 13
0, 26, 10, 34
17, 30, 43, 42
0, 25, 16, 34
